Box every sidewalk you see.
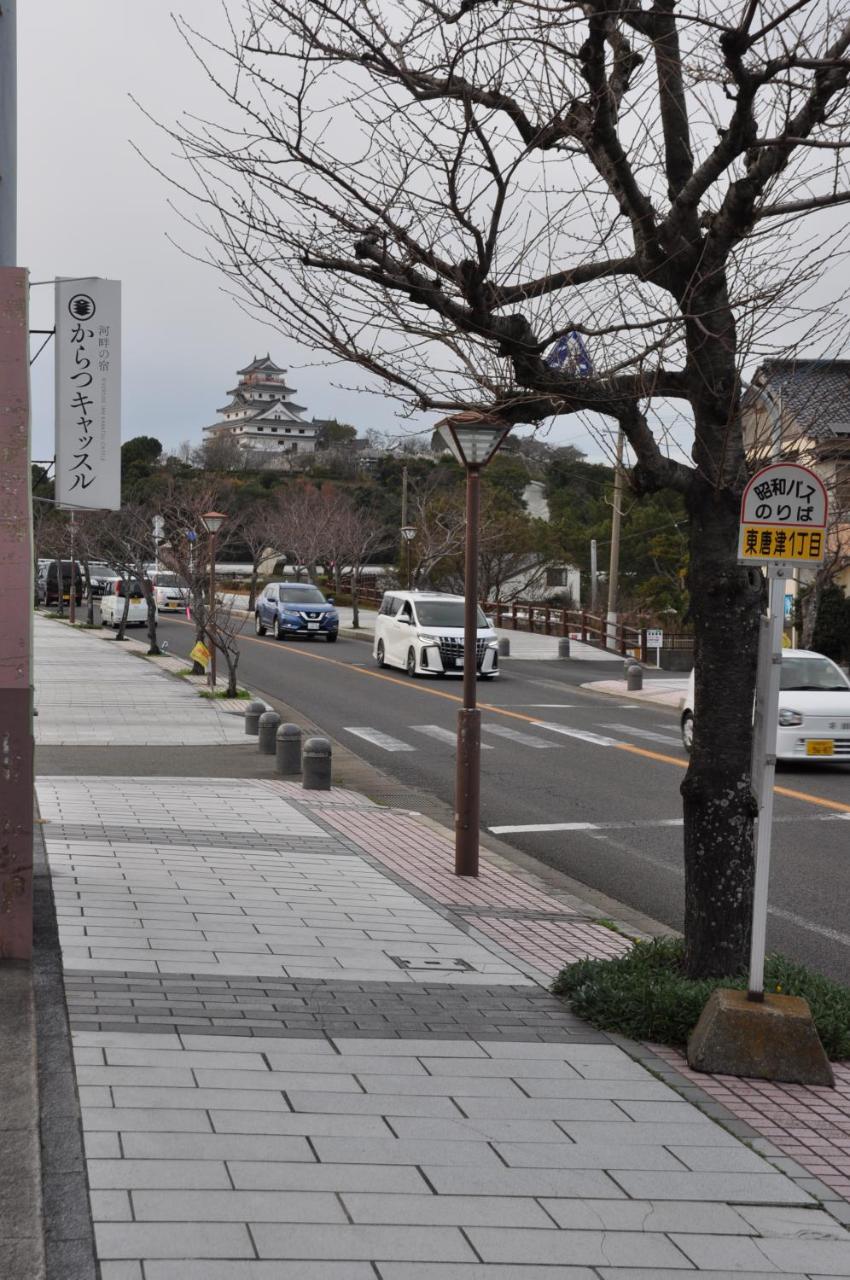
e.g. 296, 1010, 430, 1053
24, 615, 850, 1277
582, 675, 690, 709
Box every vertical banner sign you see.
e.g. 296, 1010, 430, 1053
55, 277, 121, 510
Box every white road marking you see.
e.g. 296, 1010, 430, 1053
481, 724, 560, 749
489, 818, 684, 835
343, 727, 416, 752
535, 722, 618, 748
600, 722, 682, 746
411, 724, 493, 749
501, 703, 576, 708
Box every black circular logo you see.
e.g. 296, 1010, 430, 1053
68, 293, 96, 321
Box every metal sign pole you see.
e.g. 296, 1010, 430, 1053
747, 565, 786, 1001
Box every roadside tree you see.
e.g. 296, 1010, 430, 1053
169, 0, 850, 975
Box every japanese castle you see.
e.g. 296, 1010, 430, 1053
202, 355, 319, 463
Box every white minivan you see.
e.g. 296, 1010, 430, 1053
100, 579, 149, 628
373, 590, 499, 678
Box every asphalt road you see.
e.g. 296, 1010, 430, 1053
156, 614, 850, 982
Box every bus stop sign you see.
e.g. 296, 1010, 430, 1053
738, 462, 828, 565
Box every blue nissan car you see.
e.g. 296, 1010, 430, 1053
255, 581, 340, 642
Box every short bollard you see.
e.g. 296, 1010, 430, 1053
497, 637, 511, 657
276, 723, 303, 775
244, 700, 267, 735
626, 664, 643, 692
558, 637, 571, 659
623, 658, 635, 678
302, 736, 332, 791
258, 710, 282, 754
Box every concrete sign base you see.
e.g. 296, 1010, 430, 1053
687, 988, 834, 1087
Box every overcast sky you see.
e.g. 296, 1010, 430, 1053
25, 2, 817, 472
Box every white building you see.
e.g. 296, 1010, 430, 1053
203, 355, 319, 464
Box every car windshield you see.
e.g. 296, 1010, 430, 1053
154, 574, 181, 588
279, 586, 326, 604
780, 655, 850, 692
414, 601, 489, 628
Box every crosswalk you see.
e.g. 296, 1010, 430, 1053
342, 715, 684, 758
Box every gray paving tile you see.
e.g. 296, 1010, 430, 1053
144, 1264, 376, 1279
494, 1141, 683, 1170
668, 1144, 777, 1173
416, 1058, 580, 1079
377, 1270, 597, 1280
103, 1048, 268, 1070
82, 1108, 213, 1132
100, 1264, 144, 1280
539, 1198, 754, 1233
733, 1205, 850, 1238
679, 1232, 850, 1273
180, 1034, 330, 1053
89, 1190, 133, 1222
209, 1109, 392, 1137
95, 1220, 254, 1259
87, 1160, 232, 1189
357, 1075, 524, 1097
331, 1039, 489, 1056
229, 1162, 432, 1192
556, 1121, 733, 1146
286, 1091, 461, 1117
252, 1223, 475, 1261
422, 1167, 625, 1198
340, 1192, 553, 1227
611, 1171, 815, 1204
77, 1067, 196, 1088
119, 1132, 319, 1161
467, 1227, 689, 1267
455, 1097, 639, 1121
388, 1117, 567, 1143
109, 1086, 314, 1109
131, 1189, 346, 1221
596, 1272, 807, 1279
311, 1137, 503, 1166
83, 1132, 122, 1157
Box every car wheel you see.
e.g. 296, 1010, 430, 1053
326, 631, 338, 643
406, 647, 417, 678
681, 711, 694, 754
274, 617, 284, 641
376, 640, 386, 668
255, 613, 266, 636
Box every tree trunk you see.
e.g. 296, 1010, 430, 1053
115, 592, 131, 641
83, 558, 95, 626
248, 565, 259, 613
225, 649, 239, 698
144, 583, 160, 656
191, 593, 206, 673
681, 476, 763, 978
352, 572, 360, 629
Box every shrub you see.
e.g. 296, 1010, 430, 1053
552, 937, 850, 1060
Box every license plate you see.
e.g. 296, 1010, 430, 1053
130, 597, 142, 603
806, 739, 834, 756
455, 657, 464, 668
307, 622, 320, 630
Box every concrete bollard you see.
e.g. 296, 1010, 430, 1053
302, 736, 332, 791
244, 700, 267, 735
623, 658, 636, 678
275, 723, 303, 775
258, 710, 282, 754
497, 637, 511, 657
626, 664, 643, 692
558, 637, 571, 659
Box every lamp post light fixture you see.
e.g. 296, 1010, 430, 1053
401, 525, 416, 590
200, 511, 227, 691
434, 411, 513, 876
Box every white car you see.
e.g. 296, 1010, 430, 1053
373, 590, 499, 679
150, 571, 189, 613
100, 579, 149, 628
680, 649, 850, 761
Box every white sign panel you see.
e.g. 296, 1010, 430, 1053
737, 462, 827, 566
646, 628, 663, 649
55, 278, 121, 510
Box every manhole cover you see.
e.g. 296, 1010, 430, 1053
389, 955, 475, 972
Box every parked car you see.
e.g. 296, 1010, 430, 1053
680, 649, 850, 760
86, 562, 116, 597
100, 579, 149, 628
37, 560, 82, 607
149, 570, 189, 613
254, 581, 339, 642
373, 590, 499, 679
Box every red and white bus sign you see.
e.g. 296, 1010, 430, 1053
738, 463, 828, 565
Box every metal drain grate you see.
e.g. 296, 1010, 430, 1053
389, 955, 475, 972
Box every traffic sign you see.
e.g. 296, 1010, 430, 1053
646, 628, 663, 649
738, 463, 828, 565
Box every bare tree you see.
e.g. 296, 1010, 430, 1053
164, 1, 850, 975
90, 506, 159, 650
331, 499, 391, 627
236, 499, 282, 610
208, 593, 247, 698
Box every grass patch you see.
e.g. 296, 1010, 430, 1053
552, 937, 850, 1060
198, 688, 251, 700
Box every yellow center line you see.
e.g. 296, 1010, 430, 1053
169, 617, 850, 816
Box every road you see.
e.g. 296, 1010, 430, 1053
155, 614, 850, 982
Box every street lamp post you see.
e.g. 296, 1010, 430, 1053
401, 525, 416, 590
200, 511, 227, 692
435, 413, 512, 876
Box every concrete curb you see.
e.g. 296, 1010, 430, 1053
0, 964, 45, 1280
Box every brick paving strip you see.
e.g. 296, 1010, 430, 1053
29, 614, 850, 1276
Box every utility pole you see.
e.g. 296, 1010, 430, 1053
590, 538, 598, 613
605, 429, 624, 649
400, 464, 409, 587
0, 0, 34, 961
